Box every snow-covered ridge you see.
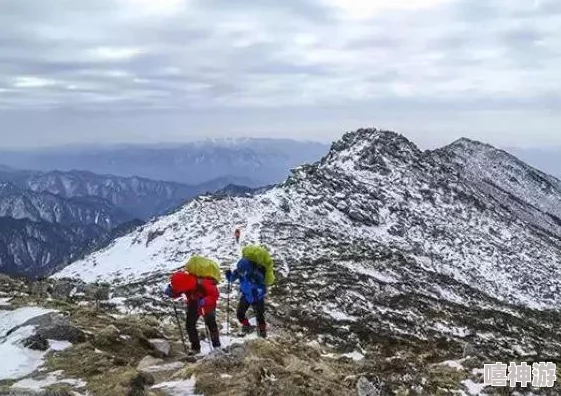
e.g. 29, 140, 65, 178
436, 138, 561, 237
55, 129, 561, 312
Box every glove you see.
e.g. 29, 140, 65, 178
197, 298, 206, 308
163, 284, 173, 298
225, 269, 232, 281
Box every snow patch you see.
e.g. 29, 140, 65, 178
11, 370, 87, 392
0, 307, 57, 381
323, 307, 357, 322
49, 340, 73, 351
151, 378, 200, 395
438, 359, 465, 370
341, 351, 365, 361
0, 297, 12, 307
462, 379, 488, 395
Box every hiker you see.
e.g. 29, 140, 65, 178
234, 228, 241, 244
164, 268, 221, 355
225, 245, 275, 338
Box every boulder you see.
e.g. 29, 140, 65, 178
127, 371, 155, 396
357, 376, 381, 396
148, 339, 171, 357
137, 356, 165, 371
22, 333, 49, 351
37, 322, 86, 344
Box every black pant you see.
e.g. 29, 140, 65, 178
237, 295, 266, 328
185, 302, 220, 351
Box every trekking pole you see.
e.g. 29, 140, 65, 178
226, 279, 231, 345
172, 302, 189, 356
201, 307, 214, 351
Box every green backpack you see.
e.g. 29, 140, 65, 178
185, 256, 221, 282
242, 245, 276, 286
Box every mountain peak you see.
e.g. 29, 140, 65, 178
446, 137, 498, 153
317, 128, 422, 177
330, 128, 413, 152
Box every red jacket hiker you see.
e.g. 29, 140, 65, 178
234, 228, 241, 243
169, 271, 219, 315
166, 271, 221, 353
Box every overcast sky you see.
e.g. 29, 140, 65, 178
0, 0, 559, 149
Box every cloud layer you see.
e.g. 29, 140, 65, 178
0, 0, 559, 147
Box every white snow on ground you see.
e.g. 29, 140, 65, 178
323, 307, 357, 322
0, 325, 46, 380
341, 351, 365, 361
432, 323, 470, 337
461, 379, 488, 396
0, 307, 54, 336
11, 370, 87, 392
143, 362, 185, 373
0, 297, 12, 307
339, 261, 399, 283
151, 378, 200, 395
0, 307, 75, 382
438, 359, 465, 370
49, 340, 73, 351
0, 307, 57, 380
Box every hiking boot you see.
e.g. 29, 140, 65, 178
257, 329, 267, 338
237, 325, 254, 336
187, 349, 201, 357
242, 325, 255, 334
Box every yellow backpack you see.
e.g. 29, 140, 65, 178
184, 256, 221, 282
242, 245, 275, 286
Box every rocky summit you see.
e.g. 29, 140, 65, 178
1, 128, 560, 395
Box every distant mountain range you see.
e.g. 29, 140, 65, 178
0, 167, 253, 277
0, 167, 251, 220
0, 138, 329, 277
0, 138, 330, 186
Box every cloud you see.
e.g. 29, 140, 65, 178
0, 0, 559, 147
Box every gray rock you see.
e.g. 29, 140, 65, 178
18, 312, 59, 330
40, 390, 73, 396
5, 312, 58, 338
229, 343, 248, 360
463, 343, 477, 358
50, 281, 76, 301
357, 376, 380, 396
137, 356, 165, 371
148, 339, 171, 357
22, 333, 49, 351
140, 361, 185, 373
37, 322, 86, 344
128, 372, 155, 396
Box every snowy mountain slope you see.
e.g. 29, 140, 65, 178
0, 168, 255, 277
0, 138, 330, 186
56, 129, 561, 310
0, 169, 240, 221
54, 129, 561, 381
0, 216, 108, 277
435, 138, 561, 238
0, 181, 131, 230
